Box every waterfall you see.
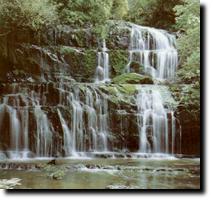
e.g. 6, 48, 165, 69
0, 83, 109, 159
8, 106, 21, 158
0, 95, 29, 159
95, 40, 110, 83
125, 23, 180, 155
57, 109, 74, 156
0, 22, 181, 160
0, 84, 53, 159
136, 86, 176, 154
126, 24, 178, 80
57, 83, 109, 155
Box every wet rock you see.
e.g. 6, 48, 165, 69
85, 164, 96, 169
72, 164, 85, 170
95, 165, 101, 169
0, 178, 22, 189
0, 153, 7, 161
49, 170, 65, 180
112, 73, 153, 84
125, 154, 133, 158
106, 184, 139, 189
142, 167, 153, 172
155, 168, 168, 172
61, 48, 97, 82
174, 168, 186, 172
175, 154, 200, 159
35, 163, 47, 170
129, 61, 143, 73
102, 166, 114, 170
0, 163, 35, 171
170, 85, 200, 156
189, 167, 200, 175
47, 159, 57, 165
114, 153, 126, 158
93, 154, 113, 159
107, 21, 131, 50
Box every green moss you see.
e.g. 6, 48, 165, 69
73, 29, 90, 47
100, 84, 137, 96
99, 85, 119, 96
60, 48, 96, 81
117, 84, 137, 95
59, 46, 77, 54
99, 84, 137, 106
59, 47, 96, 71
169, 84, 200, 120
83, 50, 97, 72
109, 50, 128, 77
112, 73, 153, 84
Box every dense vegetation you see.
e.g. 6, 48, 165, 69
175, 0, 200, 84
174, 0, 200, 119
0, 0, 58, 31
127, 0, 182, 30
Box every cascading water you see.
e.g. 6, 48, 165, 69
95, 40, 110, 83
136, 86, 176, 154
126, 24, 178, 80
0, 85, 54, 159
120, 23, 179, 155
0, 22, 180, 160
56, 82, 109, 156
0, 82, 109, 159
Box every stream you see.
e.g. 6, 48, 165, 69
0, 158, 200, 189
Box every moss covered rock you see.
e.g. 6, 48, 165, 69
100, 84, 137, 97
112, 73, 153, 84
109, 50, 128, 77
99, 84, 137, 110
61, 47, 97, 82
49, 170, 65, 180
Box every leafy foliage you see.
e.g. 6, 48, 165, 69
53, 0, 113, 26
174, 0, 200, 116
0, 0, 58, 31
177, 51, 200, 84
53, 0, 128, 37
170, 83, 200, 120
174, 0, 200, 83
127, 0, 182, 30
111, 0, 129, 20
0, 0, 188, 37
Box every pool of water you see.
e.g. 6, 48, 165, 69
0, 158, 200, 189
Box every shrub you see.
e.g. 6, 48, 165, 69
0, 0, 58, 31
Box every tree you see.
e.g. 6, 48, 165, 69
127, 0, 182, 30
0, 0, 58, 31
174, 0, 200, 118
111, 0, 129, 20
174, 0, 200, 83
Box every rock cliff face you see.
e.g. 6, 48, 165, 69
0, 22, 131, 83
0, 21, 200, 158
170, 85, 200, 156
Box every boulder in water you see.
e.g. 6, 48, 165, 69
0, 178, 22, 189
49, 170, 65, 180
